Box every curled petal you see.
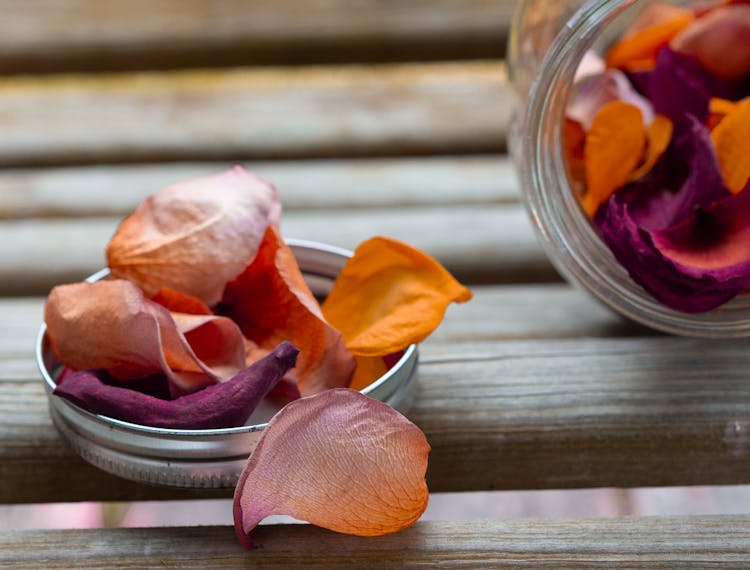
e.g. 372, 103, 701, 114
630, 114, 674, 180
150, 288, 211, 315
582, 101, 647, 217
322, 237, 472, 356
711, 97, 750, 193
671, 4, 750, 82
220, 227, 354, 396
45, 280, 245, 395
233, 388, 430, 548
106, 166, 281, 306
54, 342, 299, 429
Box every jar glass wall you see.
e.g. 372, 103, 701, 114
508, 0, 750, 338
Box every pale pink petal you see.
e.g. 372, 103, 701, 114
233, 389, 430, 548
106, 166, 281, 306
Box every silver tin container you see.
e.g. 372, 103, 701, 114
36, 239, 419, 488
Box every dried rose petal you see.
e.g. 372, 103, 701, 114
671, 4, 750, 82
150, 288, 212, 315
711, 97, 750, 193
107, 166, 281, 306
321, 237, 472, 356
54, 342, 299, 429
567, 69, 655, 130
220, 227, 354, 396
597, 119, 746, 312
45, 280, 245, 395
630, 114, 674, 181
233, 388, 430, 548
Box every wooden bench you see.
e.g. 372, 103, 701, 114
1, 1, 749, 566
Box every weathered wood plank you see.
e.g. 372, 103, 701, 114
0, 62, 510, 166
2, 517, 750, 568
5, 290, 750, 503
0, 157, 518, 219
0, 204, 555, 296
0, 0, 516, 72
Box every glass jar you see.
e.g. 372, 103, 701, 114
507, 0, 750, 338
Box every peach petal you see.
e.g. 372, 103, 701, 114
711, 97, 750, 193
321, 237, 472, 356
220, 227, 354, 396
233, 388, 430, 548
150, 288, 211, 315
45, 280, 245, 395
671, 4, 750, 82
106, 166, 280, 306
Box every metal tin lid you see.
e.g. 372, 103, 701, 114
36, 239, 419, 488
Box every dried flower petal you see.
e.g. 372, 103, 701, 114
321, 237, 472, 356
233, 388, 430, 548
567, 69, 654, 130
631, 114, 674, 180
150, 288, 212, 315
711, 97, 750, 193
606, 3, 694, 70
582, 101, 647, 217
220, 227, 354, 396
107, 166, 281, 306
349, 355, 390, 391
45, 280, 245, 395
671, 4, 750, 82
708, 97, 739, 129
54, 342, 299, 429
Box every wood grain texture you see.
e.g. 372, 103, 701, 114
0, 204, 556, 296
0, 0, 516, 72
1, 517, 750, 568
5, 288, 750, 503
0, 157, 518, 218
0, 62, 510, 166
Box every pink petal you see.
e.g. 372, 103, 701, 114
233, 389, 430, 548
44, 280, 246, 395
106, 166, 281, 306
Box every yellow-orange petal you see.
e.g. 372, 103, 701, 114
582, 101, 647, 217
45, 280, 245, 395
106, 165, 280, 306
606, 4, 693, 69
349, 355, 390, 391
321, 237, 472, 356
711, 97, 750, 194
220, 226, 354, 396
631, 114, 674, 180
233, 388, 430, 548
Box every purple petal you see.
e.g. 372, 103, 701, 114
53, 342, 299, 429
648, 48, 712, 127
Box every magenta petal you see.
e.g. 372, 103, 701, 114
53, 342, 299, 429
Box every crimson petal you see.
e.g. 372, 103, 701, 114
53, 342, 299, 429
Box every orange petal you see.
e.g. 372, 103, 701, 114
631, 114, 674, 180
220, 226, 354, 396
671, 4, 750, 82
582, 101, 647, 217
606, 4, 694, 69
321, 237, 472, 356
563, 118, 587, 193
106, 166, 280, 306
712, 97, 750, 194
45, 280, 245, 395
150, 288, 211, 315
349, 355, 390, 391
708, 98, 739, 130
233, 388, 430, 548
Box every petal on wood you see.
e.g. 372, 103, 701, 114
321, 237, 472, 356
233, 389, 430, 549
44, 280, 245, 395
711, 97, 750, 193
106, 165, 280, 306
54, 342, 299, 429
220, 226, 354, 396
582, 101, 647, 217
